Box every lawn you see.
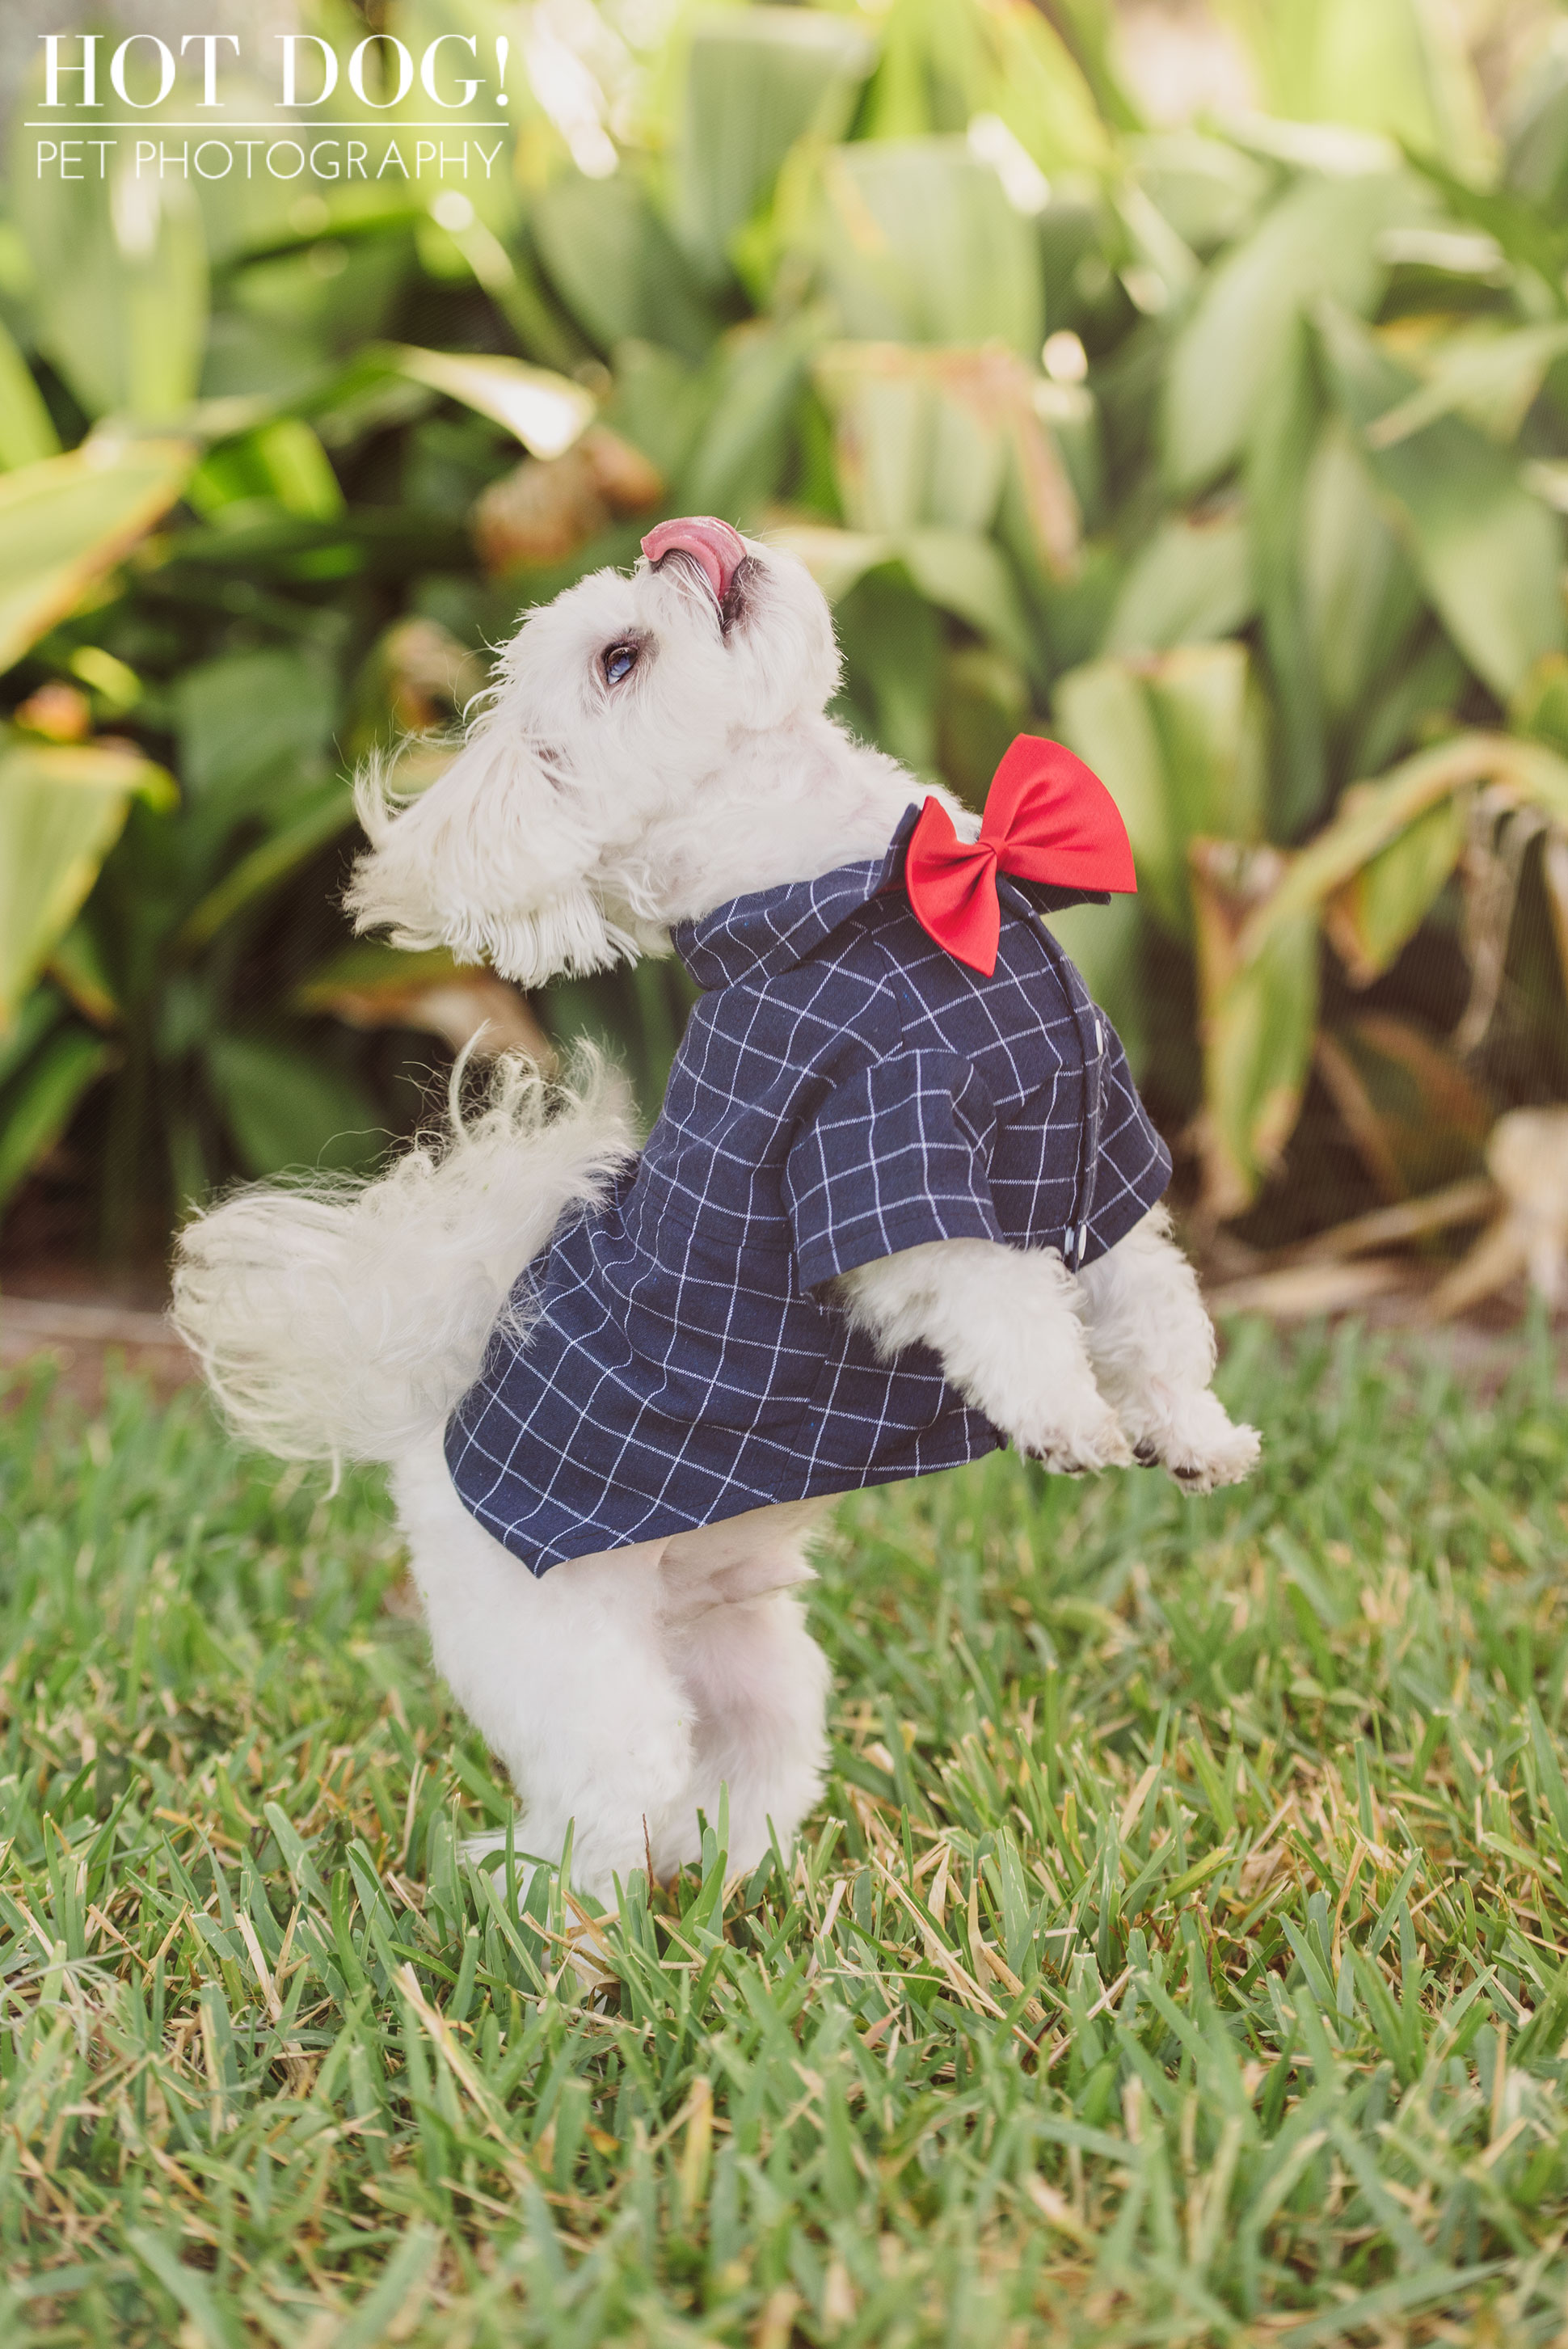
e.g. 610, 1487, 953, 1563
2, 1322, 1567, 2347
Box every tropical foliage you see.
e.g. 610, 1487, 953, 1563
3, 0, 1568, 1258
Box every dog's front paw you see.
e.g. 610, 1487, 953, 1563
1126, 1386, 1260, 1494
1015, 1388, 1133, 1477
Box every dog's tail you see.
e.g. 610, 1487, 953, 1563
171, 1047, 634, 1467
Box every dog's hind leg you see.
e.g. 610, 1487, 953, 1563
658, 1499, 835, 1876
391, 1436, 697, 1903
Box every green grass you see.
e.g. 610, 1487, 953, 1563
2, 1323, 1568, 2346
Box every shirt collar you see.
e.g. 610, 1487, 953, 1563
672, 803, 1112, 989
673, 806, 921, 989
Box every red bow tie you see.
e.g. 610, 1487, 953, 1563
904, 735, 1136, 976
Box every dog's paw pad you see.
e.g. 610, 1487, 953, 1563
1166, 1418, 1261, 1495
1120, 1391, 1261, 1494
1022, 1401, 1134, 1477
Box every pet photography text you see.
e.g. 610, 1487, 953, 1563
24, 27, 513, 182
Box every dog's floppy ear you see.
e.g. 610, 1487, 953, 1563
345, 727, 633, 989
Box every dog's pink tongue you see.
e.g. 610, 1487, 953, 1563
641, 516, 745, 603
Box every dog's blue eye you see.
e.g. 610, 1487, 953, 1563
603, 642, 639, 685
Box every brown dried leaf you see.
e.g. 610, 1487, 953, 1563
13, 681, 92, 744
1542, 828, 1568, 1005
472, 428, 664, 576
294, 946, 553, 1066
1314, 1015, 1491, 1204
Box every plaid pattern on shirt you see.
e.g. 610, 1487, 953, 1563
445, 808, 1170, 1573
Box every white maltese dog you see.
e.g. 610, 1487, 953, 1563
174, 519, 1258, 1902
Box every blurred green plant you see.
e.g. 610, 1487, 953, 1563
2, 0, 1567, 1263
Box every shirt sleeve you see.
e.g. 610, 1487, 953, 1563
783, 1050, 1002, 1290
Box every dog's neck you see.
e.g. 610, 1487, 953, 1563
604, 713, 950, 934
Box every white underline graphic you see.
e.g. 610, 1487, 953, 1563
25, 120, 511, 130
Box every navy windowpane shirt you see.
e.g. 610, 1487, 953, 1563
445, 808, 1170, 1573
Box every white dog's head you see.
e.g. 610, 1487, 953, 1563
346, 521, 844, 986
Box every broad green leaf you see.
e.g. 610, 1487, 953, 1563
1149, 641, 1268, 858
769, 522, 1038, 672
416, 197, 580, 378
1222, 116, 1402, 179
1132, 132, 1271, 255
1350, 630, 1466, 779
392, 348, 594, 461
678, 310, 828, 522
1236, 732, 1568, 965
204, 1034, 383, 1179
1045, 895, 1146, 1078
803, 140, 1043, 356
814, 344, 1077, 575
1321, 793, 1469, 982
217, 239, 410, 401
1055, 655, 1179, 930
1115, 182, 1201, 311
0, 439, 196, 676
1301, 418, 1424, 722
762, 520, 897, 605
1404, 148, 1568, 293
1056, 643, 1266, 938
1524, 458, 1568, 517
898, 530, 1038, 674
1191, 838, 1319, 1213
1162, 171, 1419, 497
836, 567, 942, 774
672, 8, 874, 285
1103, 508, 1254, 656
175, 649, 338, 808
532, 175, 719, 362
0, 984, 65, 1092
1511, 650, 1568, 758
816, 346, 1006, 535
601, 342, 711, 487
0, 316, 58, 471
1216, 0, 1490, 174
1505, 36, 1568, 214
1317, 302, 1566, 701
938, 642, 1029, 806
829, 536, 1039, 758
0, 1024, 112, 1210
15, 160, 208, 420
188, 420, 345, 523
980, 1, 1122, 166
1367, 321, 1568, 449
858, 0, 1112, 171
1246, 323, 1326, 836
48, 918, 120, 1027
178, 783, 357, 952
0, 739, 175, 1031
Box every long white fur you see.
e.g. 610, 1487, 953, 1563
172, 1048, 634, 1466
173, 529, 1258, 1900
